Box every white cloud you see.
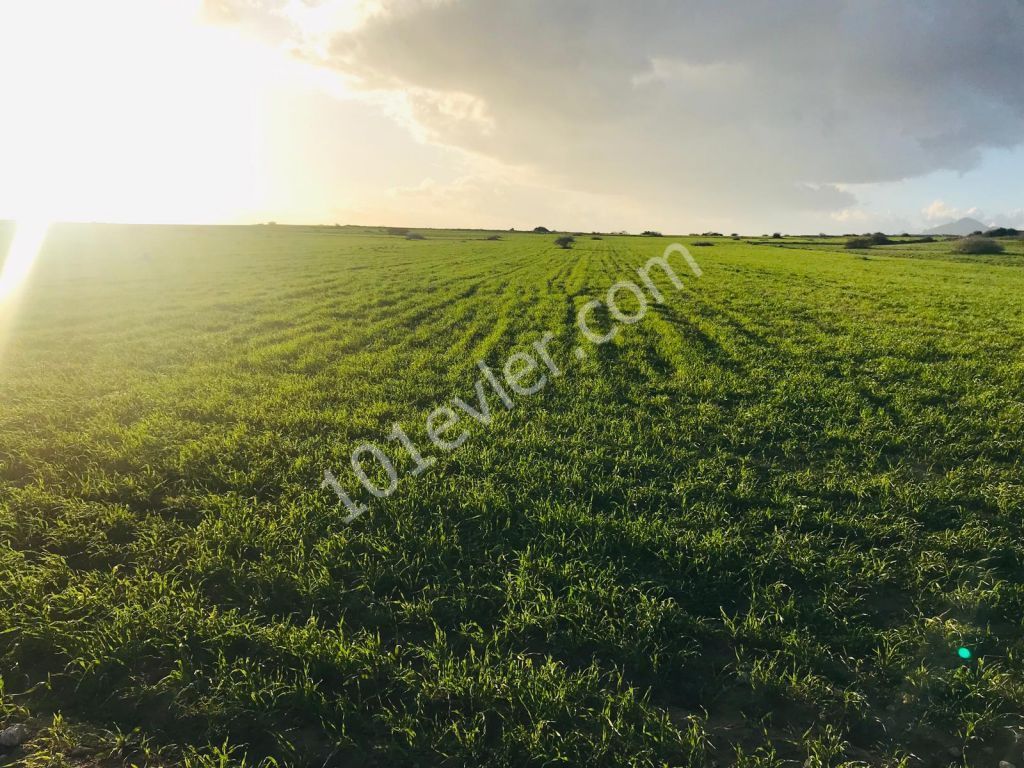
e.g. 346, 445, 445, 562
921, 200, 987, 223
919, 200, 1024, 230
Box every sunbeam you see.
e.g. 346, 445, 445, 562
0, 218, 49, 304
0, 218, 51, 365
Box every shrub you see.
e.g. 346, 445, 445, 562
986, 227, 1020, 238
591, 236, 603, 240
641, 230, 663, 237
485, 235, 501, 241
952, 236, 1005, 255
772, 232, 782, 239
554, 235, 575, 249
532, 226, 551, 234
691, 241, 714, 247
406, 232, 426, 240
845, 237, 873, 249
869, 232, 893, 245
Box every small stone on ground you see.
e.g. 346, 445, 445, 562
0, 723, 29, 747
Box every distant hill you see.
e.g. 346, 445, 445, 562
924, 217, 987, 236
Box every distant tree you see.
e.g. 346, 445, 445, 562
533, 226, 551, 233
772, 232, 782, 238
845, 236, 873, 249
641, 230, 663, 237
986, 227, 1020, 237
952, 236, 1004, 254
701, 231, 723, 237
554, 235, 575, 249
868, 232, 893, 245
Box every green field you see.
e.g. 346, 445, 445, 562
2, 224, 1024, 766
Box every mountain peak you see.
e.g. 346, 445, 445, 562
923, 217, 988, 236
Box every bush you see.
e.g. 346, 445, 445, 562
554, 235, 575, 249
641, 230, 663, 237
691, 241, 714, 247
772, 232, 782, 238
869, 232, 893, 245
986, 227, 1020, 238
845, 237, 873, 249
485, 235, 501, 241
591, 236, 603, 240
952, 236, 1005, 255
406, 232, 426, 240
533, 226, 551, 234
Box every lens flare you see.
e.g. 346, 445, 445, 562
0, 218, 50, 366
0, 218, 49, 304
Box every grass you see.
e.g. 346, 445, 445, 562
1, 225, 1023, 766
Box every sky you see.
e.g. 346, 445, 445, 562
0, 0, 1022, 234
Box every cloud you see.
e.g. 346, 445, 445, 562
992, 209, 1024, 228
919, 200, 1024, 229
210, 0, 1024, 227
344, 168, 658, 232
922, 200, 983, 223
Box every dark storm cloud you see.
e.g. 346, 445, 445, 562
210, 0, 1024, 222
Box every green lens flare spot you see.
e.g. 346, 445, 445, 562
957, 647, 972, 660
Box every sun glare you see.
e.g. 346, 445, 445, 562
0, 0, 273, 225
0, 0, 367, 228
0, 220, 49, 305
